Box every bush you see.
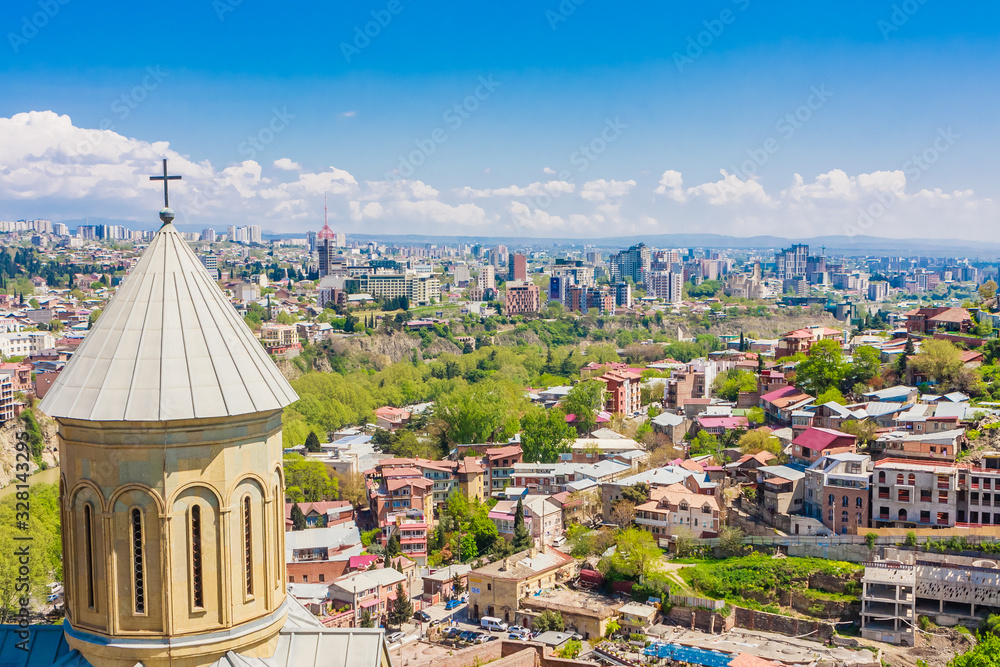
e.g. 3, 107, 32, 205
361, 528, 381, 547
904, 532, 918, 547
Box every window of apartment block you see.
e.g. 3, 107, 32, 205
920, 510, 930, 523
939, 491, 948, 503
937, 512, 949, 524
898, 489, 910, 502
920, 490, 931, 502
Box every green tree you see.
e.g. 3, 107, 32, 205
841, 419, 878, 446
460, 533, 478, 562
561, 380, 605, 435
304, 430, 321, 453
746, 407, 765, 426
19, 410, 45, 461
386, 534, 401, 558
979, 279, 998, 302
360, 607, 375, 628
469, 510, 500, 554
974, 315, 994, 338
557, 639, 582, 659
388, 582, 413, 629
949, 631, 1000, 667
816, 386, 846, 406
738, 428, 782, 456
896, 337, 916, 377
688, 430, 719, 458
620, 483, 649, 505
794, 340, 845, 396
433, 378, 528, 444
909, 339, 969, 390
0, 484, 61, 622
452, 572, 465, 596
513, 498, 533, 551
290, 503, 307, 531
520, 408, 576, 463
532, 609, 564, 633
712, 369, 757, 401
604, 527, 661, 579
283, 455, 339, 501
718, 525, 746, 557
845, 345, 882, 389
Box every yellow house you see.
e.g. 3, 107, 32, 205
467, 546, 576, 626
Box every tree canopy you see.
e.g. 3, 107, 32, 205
520, 407, 576, 463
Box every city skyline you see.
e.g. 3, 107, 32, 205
1, 2, 998, 238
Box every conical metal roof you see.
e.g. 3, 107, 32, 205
39, 222, 298, 422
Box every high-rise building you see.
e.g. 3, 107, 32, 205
505, 281, 540, 316
777, 244, 809, 280
227, 224, 236, 240
200, 228, 216, 243
250, 225, 262, 244
477, 265, 496, 291
508, 253, 527, 281
53, 222, 69, 236
609, 243, 651, 285
647, 271, 684, 303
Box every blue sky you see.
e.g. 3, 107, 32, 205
0, 1, 997, 238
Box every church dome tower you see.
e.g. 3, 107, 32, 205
40, 197, 299, 666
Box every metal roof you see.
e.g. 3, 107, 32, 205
39, 222, 298, 422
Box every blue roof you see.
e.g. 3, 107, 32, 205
0, 624, 88, 667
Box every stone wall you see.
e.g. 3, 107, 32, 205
733, 607, 835, 640
788, 542, 873, 562
667, 606, 734, 634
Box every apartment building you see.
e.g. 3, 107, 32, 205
634, 483, 721, 542
597, 369, 642, 415
328, 568, 408, 627
504, 280, 540, 316
802, 453, 872, 535
872, 459, 958, 528
490, 495, 563, 546
485, 445, 523, 495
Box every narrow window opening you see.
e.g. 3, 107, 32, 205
191, 505, 204, 608
243, 497, 253, 596
131, 508, 145, 614
84, 504, 95, 610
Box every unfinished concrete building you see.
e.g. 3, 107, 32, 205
862, 548, 1000, 646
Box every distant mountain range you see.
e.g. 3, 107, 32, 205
55, 218, 1000, 258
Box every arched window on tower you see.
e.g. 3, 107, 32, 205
191, 505, 204, 609
243, 496, 253, 597
131, 508, 146, 614
84, 503, 96, 610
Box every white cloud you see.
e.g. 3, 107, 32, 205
542, 167, 555, 175
340, 111, 356, 118
581, 179, 636, 202
0, 111, 992, 239
273, 157, 301, 171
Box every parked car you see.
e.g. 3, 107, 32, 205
442, 626, 462, 639
413, 610, 431, 622
458, 630, 478, 643
508, 631, 529, 640
428, 618, 443, 627
444, 599, 462, 610
473, 633, 491, 644
507, 625, 529, 636
386, 631, 405, 644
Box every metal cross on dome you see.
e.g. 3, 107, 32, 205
149, 158, 182, 208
